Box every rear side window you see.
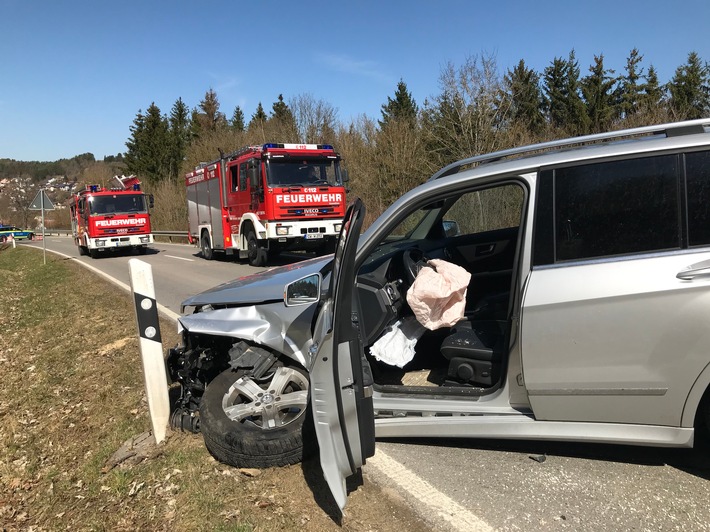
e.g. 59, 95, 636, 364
686, 151, 710, 247
535, 155, 682, 264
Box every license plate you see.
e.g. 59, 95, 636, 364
305, 233, 324, 239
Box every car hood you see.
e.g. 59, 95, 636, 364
181, 255, 332, 309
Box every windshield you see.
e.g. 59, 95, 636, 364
89, 193, 147, 215
266, 158, 342, 187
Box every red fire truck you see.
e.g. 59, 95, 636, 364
186, 143, 347, 266
69, 175, 154, 258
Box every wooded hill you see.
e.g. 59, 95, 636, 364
4, 50, 709, 231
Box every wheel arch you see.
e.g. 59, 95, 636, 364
198, 225, 213, 247
238, 214, 267, 244
681, 360, 710, 428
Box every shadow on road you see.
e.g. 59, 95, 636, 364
378, 436, 710, 482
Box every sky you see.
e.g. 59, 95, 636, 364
1, 0, 709, 162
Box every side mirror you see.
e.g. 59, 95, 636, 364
149, 194, 155, 208
442, 220, 460, 237
284, 273, 321, 307
341, 168, 350, 183
248, 160, 260, 189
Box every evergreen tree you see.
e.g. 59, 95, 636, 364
543, 51, 589, 135
124, 110, 146, 176
168, 97, 190, 180
639, 65, 665, 111
230, 106, 245, 132
580, 54, 618, 133
193, 88, 227, 133
124, 103, 170, 182
668, 51, 710, 119
271, 94, 293, 122
503, 59, 545, 134
248, 102, 268, 131
619, 48, 644, 118
379, 79, 418, 129
269, 94, 298, 139
564, 51, 590, 134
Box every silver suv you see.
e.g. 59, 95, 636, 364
165, 119, 710, 508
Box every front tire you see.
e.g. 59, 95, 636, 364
199, 365, 314, 468
246, 229, 267, 267
201, 232, 213, 260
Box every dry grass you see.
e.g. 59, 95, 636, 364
0, 246, 428, 532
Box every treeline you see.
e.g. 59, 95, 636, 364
0, 153, 109, 182
128, 49, 709, 227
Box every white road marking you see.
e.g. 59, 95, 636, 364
366, 449, 493, 532
165, 254, 194, 262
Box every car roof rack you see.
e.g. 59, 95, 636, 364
430, 118, 710, 180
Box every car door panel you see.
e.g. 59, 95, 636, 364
521, 251, 710, 426
310, 199, 375, 510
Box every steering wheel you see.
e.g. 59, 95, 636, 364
403, 248, 430, 285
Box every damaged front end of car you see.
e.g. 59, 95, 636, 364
165, 257, 330, 467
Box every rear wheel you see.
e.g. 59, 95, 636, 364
199, 365, 314, 468
201, 232, 213, 260
246, 229, 267, 267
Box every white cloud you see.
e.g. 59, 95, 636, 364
314, 53, 393, 84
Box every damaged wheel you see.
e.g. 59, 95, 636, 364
199, 365, 314, 468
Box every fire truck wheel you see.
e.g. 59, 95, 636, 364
77, 245, 86, 256
201, 233, 214, 260
89, 248, 99, 259
246, 229, 267, 267
199, 366, 315, 468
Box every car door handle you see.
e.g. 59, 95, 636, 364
677, 258, 710, 280
476, 244, 495, 256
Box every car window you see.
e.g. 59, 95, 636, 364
535, 155, 681, 263
686, 150, 710, 247
443, 185, 523, 234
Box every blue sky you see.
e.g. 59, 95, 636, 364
1, 0, 708, 162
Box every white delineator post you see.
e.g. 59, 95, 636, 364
128, 259, 170, 443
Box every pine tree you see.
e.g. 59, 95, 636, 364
543, 51, 589, 135
503, 59, 545, 134
168, 98, 190, 180
193, 88, 227, 133
639, 65, 664, 111
668, 51, 710, 119
230, 106, 245, 132
619, 48, 644, 118
379, 79, 418, 129
124, 110, 146, 176
124, 103, 171, 182
565, 51, 591, 135
269, 94, 298, 139
248, 102, 268, 131
580, 54, 618, 133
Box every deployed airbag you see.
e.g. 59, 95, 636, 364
369, 317, 426, 368
406, 259, 471, 330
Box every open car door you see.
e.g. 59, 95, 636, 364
309, 198, 376, 510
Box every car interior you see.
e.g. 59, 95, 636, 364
355, 182, 525, 395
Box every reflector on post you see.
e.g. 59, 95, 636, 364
128, 259, 170, 443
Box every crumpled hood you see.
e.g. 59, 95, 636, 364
181, 255, 332, 309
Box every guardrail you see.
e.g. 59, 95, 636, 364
39, 229, 190, 241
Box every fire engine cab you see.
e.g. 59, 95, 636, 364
69, 175, 154, 258
186, 143, 347, 266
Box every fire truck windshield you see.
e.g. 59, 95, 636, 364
89, 194, 147, 215
266, 159, 342, 187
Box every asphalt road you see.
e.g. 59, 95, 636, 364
21, 237, 710, 531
